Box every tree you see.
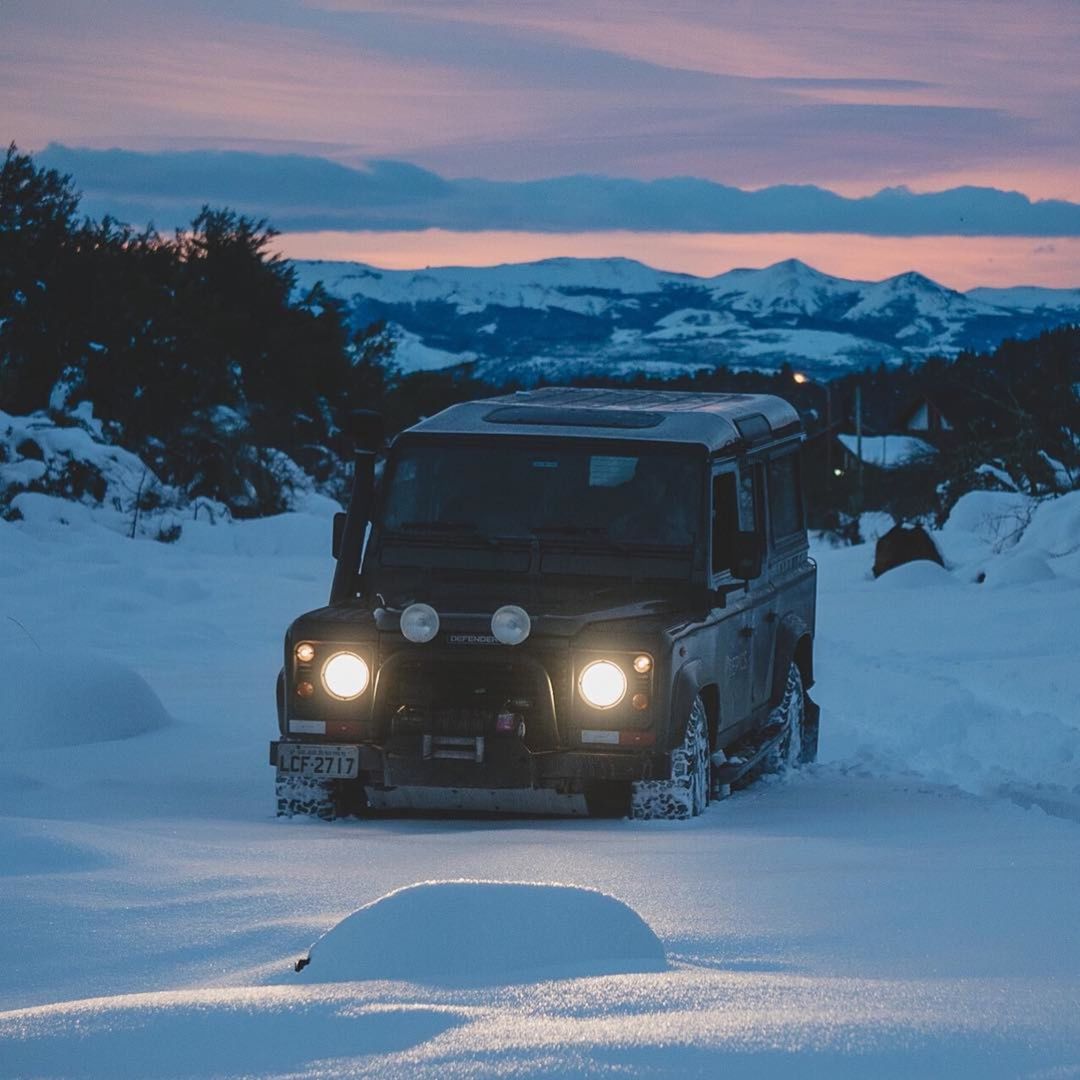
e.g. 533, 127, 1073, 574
0, 143, 82, 411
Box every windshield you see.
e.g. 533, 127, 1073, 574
380, 441, 703, 550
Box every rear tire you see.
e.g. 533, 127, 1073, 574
765, 663, 817, 773
630, 695, 710, 820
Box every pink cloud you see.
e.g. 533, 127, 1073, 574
4, 0, 1077, 198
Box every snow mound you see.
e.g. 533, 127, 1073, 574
293, 881, 667, 985
1018, 489, 1080, 557
986, 552, 1056, 587
2, 652, 171, 749
938, 490, 1080, 579
873, 559, 956, 588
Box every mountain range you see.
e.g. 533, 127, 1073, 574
292, 257, 1080, 384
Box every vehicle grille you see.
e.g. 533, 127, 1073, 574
376, 650, 565, 748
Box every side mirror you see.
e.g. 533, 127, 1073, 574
732, 530, 763, 581
331, 512, 346, 560
348, 409, 384, 453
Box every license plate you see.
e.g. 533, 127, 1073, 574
277, 744, 359, 779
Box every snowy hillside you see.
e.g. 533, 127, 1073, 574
293, 257, 1080, 383
1, 489, 1079, 1076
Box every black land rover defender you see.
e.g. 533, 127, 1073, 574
271, 387, 818, 820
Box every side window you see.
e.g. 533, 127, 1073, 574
711, 471, 737, 574
738, 462, 763, 532
767, 454, 804, 541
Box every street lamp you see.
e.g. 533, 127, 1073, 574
793, 371, 864, 511
792, 372, 836, 480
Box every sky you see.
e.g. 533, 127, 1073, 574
4, 0, 1080, 285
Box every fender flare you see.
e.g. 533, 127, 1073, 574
772, 614, 814, 705
669, 658, 707, 750
276, 667, 286, 735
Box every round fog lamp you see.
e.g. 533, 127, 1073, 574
633, 654, 652, 674
578, 660, 627, 710
400, 602, 440, 644
295, 642, 315, 663
491, 604, 531, 645
321, 652, 370, 700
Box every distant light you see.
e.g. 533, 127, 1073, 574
834, 468, 844, 477
793, 373, 810, 384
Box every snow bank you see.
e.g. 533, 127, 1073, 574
292, 881, 667, 985
0, 990, 467, 1080
817, 489, 1080, 815
1, 651, 171, 749
1, 408, 342, 541
937, 489, 1080, 581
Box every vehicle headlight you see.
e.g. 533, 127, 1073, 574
491, 604, 531, 646
400, 602, 440, 643
578, 659, 627, 710
321, 651, 370, 700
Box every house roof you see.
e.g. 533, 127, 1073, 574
837, 433, 937, 469
404, 387, 802, 453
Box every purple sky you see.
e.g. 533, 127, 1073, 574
4, 0, 1079, 281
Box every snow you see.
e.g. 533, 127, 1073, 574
294, 258, 682, 317
1, 406, 165, 515
3, 651, 171, 749
707, 259, 858, 317
292, 881, 666, 985
0, 488, 1079, 1076
389, 324, 476, 372
967, 284, 1080, 311
837, 433, 937, 468
291, 256, 1080, 383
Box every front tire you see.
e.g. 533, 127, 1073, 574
630, 695, 710, 820
276, 772, 336, 820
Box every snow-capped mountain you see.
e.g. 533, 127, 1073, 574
293, 257, 1080, 383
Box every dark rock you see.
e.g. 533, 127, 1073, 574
16, 438, 44, 461
873, 523, 944, 579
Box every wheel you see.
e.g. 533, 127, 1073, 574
276, 772, 336, 820
275, 774, 368, 820
765, 663, 817, 773
630, 695, 710, 820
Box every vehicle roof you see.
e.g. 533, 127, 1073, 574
402, 387, 802, 453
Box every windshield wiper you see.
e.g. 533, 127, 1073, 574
530, 524, 610, 537
397, 520, 481, 533
530, 523, 691, 555
387, 521, 530, 548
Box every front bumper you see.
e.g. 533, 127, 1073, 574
270, 737, 667, 789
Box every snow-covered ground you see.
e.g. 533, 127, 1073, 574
1, 490, 1079, 1077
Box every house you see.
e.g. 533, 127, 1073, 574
836, 433, 938, 473
897, 396, 956, 440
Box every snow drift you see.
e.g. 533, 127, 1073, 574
1, 649, 171, 749
292, 881, 667, 985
